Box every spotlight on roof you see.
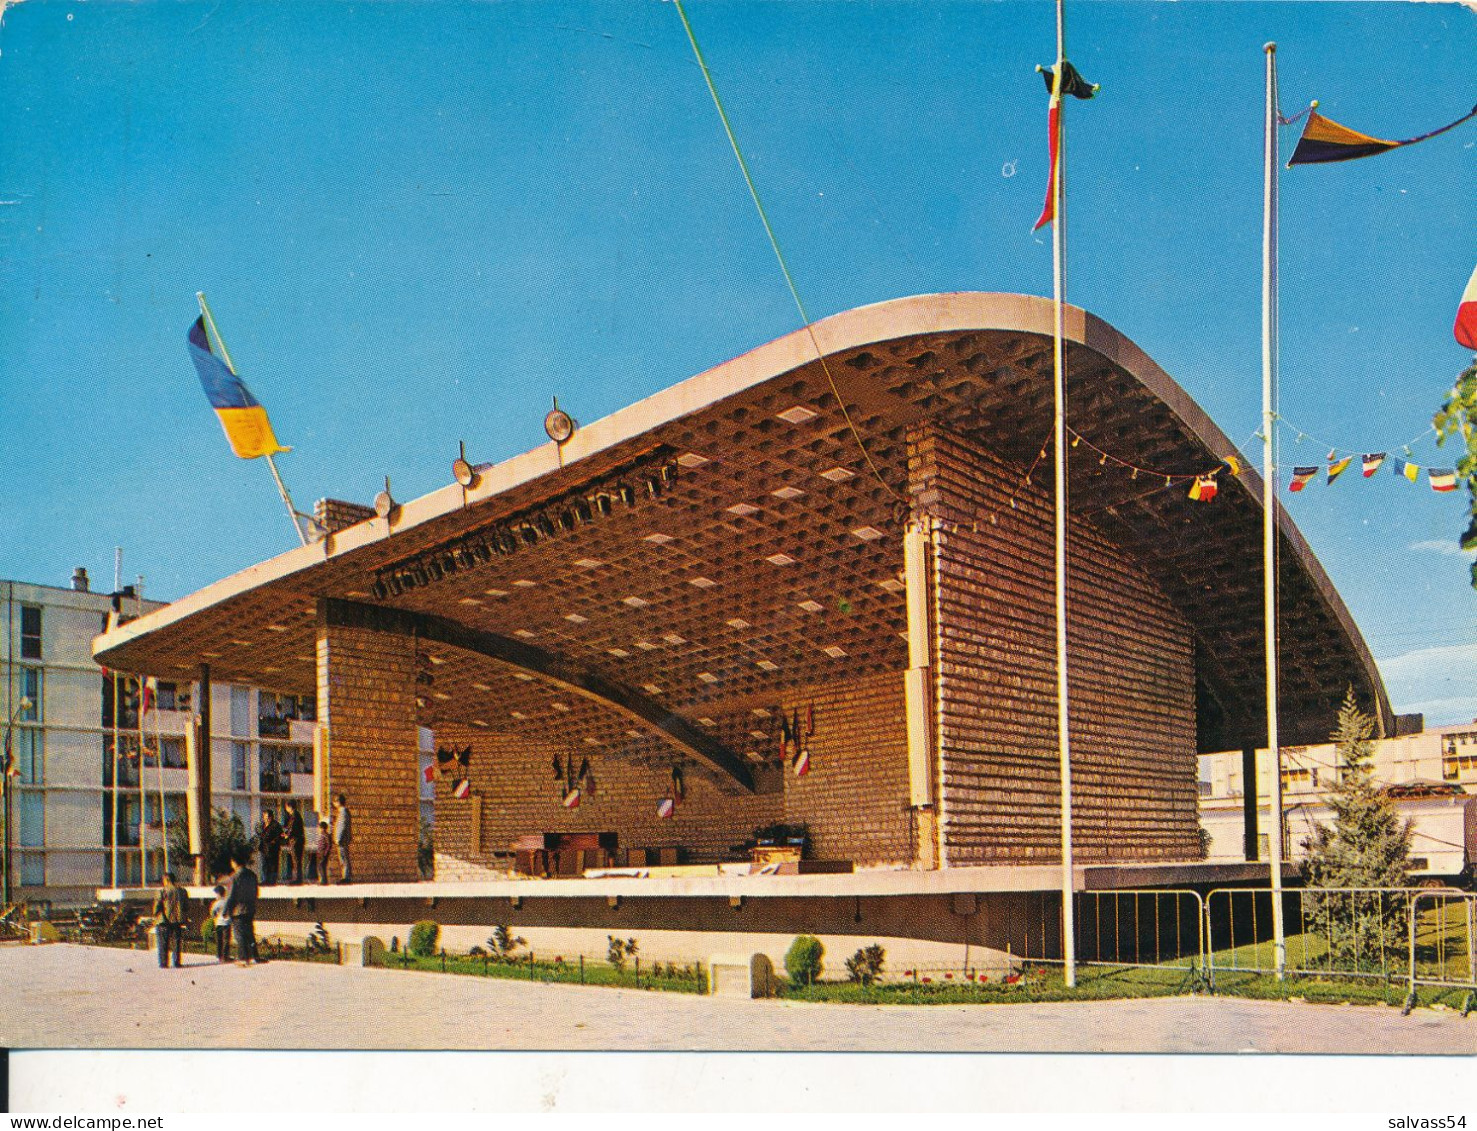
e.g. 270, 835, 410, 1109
452, 440, 479, 489
374, 476, 396, 520
544, 397, 577, 445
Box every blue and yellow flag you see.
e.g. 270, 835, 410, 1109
187, 316, 288, 459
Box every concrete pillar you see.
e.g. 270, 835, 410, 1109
903, 520, 939, 869
1242, 746, 1259, 861
316, 600, 421, 882
188, 663, 212, 885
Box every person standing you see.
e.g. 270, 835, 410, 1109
150, 872, 187, 969
257, 809, 283, 886
331, 794, 352, 884
314, 820, 332, 885
221, 850, 259, 966
207, 882, 232, 964
281, 800, 305, 885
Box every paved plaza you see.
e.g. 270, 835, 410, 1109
1, 943, 1473, 1053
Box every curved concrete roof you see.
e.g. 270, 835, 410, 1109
95, 292, 1390, 755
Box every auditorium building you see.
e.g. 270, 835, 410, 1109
92, 292, 1390, 946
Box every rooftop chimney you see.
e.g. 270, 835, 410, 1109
72, 567, 90, 592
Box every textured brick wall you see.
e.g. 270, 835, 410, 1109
430, 722, 782, 880
911, 427, 1200, 864
431, 668, 915, 878
779, 671, 913, 866
317, 619, 421, 881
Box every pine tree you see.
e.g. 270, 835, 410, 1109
1301, 690, 1413, 971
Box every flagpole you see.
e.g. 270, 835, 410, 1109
1052, 0, 1077, 990
195, 292, 309, 547
1261, 41, 1287, 981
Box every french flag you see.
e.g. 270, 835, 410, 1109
1456, 263, 1477, 350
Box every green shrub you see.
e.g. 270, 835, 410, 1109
408, 920, 440, 957
844, 943, 886, 985
487, 925, 525, 961
201, 918, 216, 947
607, 935, 638, 971
785, 935, 824, 985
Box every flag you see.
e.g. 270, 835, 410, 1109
423, 763, 436, 784
793, 745, 811, 778
1430, 469, 1457, 492
1327, 455, 1354, 484
437, 747, 456, 776
777, 712, 793, 761
452, 777, 471, 799
1456, 263, 1477, 350
562, 787, 581, 809
1288, 103, 1477, 166
187, 316, 289, 460
656, 797, 676, 820
1223, 455, 1245, 476
1033, 61, 1098, 231
1289, 467, 1318, 492
671, 765, 685, 802
142, 676, 157, 712
1362, 453, 1386, 478
458, 746, 471, 769
1396, 459, 1421, 483
1188, 475, 1218, 502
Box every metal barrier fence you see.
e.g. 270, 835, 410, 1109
1205, 886, 1475, 1003
1016, 889, 1207, 983
1405, 889, 1477, 1013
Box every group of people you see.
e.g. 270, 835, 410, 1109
146, 793, 354, 970
253, 794, 353, 887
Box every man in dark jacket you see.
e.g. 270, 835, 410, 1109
256, 810, 283, 886
150, 872, 188, 969
281, 800, 305, 885
331, 794, 352, 884
221, 851, 260, 965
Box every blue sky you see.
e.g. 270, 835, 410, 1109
0, 0, 1472, 723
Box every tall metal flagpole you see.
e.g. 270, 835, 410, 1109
1262, 42, 1287, 980
1052, 0, 1077, 989
195, 292, 309, 547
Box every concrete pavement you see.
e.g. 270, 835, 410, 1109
1, 942, 1472, 1053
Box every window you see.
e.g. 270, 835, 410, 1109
14, 727, 41, 783
161, 736, 186, 769
231, 742, 249, 791
258, 692, 316, 738
100, 672, 138, 730
19, 791, 44, 847
273, 743, 313, 775
259, 747, 291, 794
104, 735, 141, 788
20, 852, 44, 886
155, 681, 179, 712
19, 669, 40, 720
20, 605, 41, 659
1197, 780, 1213, 798
230, 687, 253, 737
230, 796, 253, 828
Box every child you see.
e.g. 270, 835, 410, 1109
315, 820, 333, 885
208, 883, 232, 963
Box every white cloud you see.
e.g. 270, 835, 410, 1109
1378, 643, 1477, 726
1408, 539, 1476, 557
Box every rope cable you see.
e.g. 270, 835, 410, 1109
671, 0, 902, 505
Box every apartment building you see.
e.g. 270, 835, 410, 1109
3, 573, 436, 906
1198, 723, 1477, 879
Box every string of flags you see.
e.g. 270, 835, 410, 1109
774, 704, 816, 778
1287, 451, 1455, 493
551, 753, 594, 809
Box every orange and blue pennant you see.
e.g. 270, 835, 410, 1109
1327, 454, 1354, 483
187, 316, 289, 460
1288, 102, 1477, 166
